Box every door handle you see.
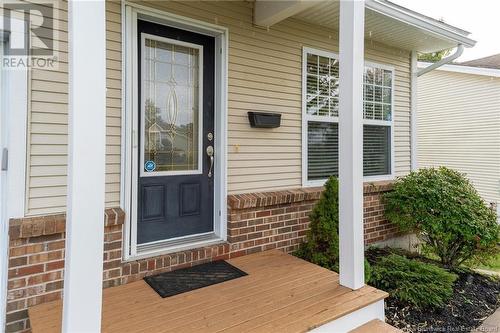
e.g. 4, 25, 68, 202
206, 145, 214, 178
1, 148, 8, 171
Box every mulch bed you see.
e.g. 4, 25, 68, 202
367, 248, 500, 332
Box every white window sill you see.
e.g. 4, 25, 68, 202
303, 174, 395, 188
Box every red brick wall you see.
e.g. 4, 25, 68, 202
5, 182, 398, 332
227, 187, 322, 255
363, 182, 400, 244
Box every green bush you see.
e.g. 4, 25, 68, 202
295, 176, 371, 281
384, 167, 500, 268
363, 259, 372, 283
370, 254, 457, 308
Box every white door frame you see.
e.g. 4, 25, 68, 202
0, 17, 29, 330
122, 3, 228, 261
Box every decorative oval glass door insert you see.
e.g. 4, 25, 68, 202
142, 36, 202, 174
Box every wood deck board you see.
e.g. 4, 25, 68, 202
29, 250, 387, 333
103, 253, 329, 330
350, 319, 402, 333
110, 270, 331, 332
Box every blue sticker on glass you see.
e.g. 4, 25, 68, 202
144, 160, 156, 172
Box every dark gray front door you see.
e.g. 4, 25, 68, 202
137, 20, 215, 245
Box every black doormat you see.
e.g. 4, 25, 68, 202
144, 260, 248, 298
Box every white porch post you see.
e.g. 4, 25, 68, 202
63, 0, 106, 332
338, 0, 365, 290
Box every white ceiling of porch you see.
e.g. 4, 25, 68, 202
293, 2, 466, 53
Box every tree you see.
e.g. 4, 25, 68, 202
295, 176, 371, 281
418, 49, 451, 62
295, 176, 340, 270
384, 167, 500, 268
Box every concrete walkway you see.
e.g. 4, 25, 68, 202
472, 307, 500, 333
474, 268, 500, 277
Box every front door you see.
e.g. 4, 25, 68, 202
137, 20, 215, 245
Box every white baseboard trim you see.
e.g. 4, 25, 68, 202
309, 299, 385, 333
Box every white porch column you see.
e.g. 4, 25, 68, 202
63, 0, 106, 332
338, 0, 365, 290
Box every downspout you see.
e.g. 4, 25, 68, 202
410, 44, 464, 171
417, 44, 464, 77
410, 51, 418, 171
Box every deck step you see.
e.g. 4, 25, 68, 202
350, 319, 402, 333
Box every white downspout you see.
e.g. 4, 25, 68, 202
410, 44, 464, 171
410, 51, 418, 171
417, 44, 464, 77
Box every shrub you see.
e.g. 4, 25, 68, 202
363, 259, 372, 283
384, 167, 500, 268
370, 254, 457, 308
295, 176, 371, 281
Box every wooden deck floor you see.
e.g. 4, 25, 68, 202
29, 250, 387, 333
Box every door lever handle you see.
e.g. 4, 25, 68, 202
206, 145, 214, 178
1, 148, 8, 171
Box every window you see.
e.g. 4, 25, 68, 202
302, 48, 394, 185
362, 65, 393, 177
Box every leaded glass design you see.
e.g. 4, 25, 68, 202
142, 37, 200, 173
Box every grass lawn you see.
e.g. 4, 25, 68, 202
476, 252, 500, 273
419, 247, 500, 274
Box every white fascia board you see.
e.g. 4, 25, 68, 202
254, 0, 319, 27
418, 61, 500, 78
366, 0, 476, 49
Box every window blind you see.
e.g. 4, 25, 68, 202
307, 122, 338, 180
363, 125, 391, 176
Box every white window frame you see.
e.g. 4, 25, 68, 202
301, 47, 395, 187
122, 3, 228, 261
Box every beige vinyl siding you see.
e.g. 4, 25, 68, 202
27, 1, 68, 215
25, 0, 411, 215
418, 70, 500, 205
131, 1, 411, 194
26, 0, 122, 215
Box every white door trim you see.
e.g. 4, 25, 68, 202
0, 26, 28, 220
122, 4, 228, 260
0, 16, 29, 330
